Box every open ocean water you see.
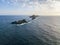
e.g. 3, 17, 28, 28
0, 15, 60, 45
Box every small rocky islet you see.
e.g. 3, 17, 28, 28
11, 15, 39, 24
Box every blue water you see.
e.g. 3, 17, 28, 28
0, 15, 60, 45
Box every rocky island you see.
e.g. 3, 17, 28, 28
11, 19, 27, 24
11, 15, 39, 25
29, 15, 39, 20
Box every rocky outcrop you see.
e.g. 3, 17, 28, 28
11, 19, 27, 24
11, 15, 39, 24
29, 15, 39, 20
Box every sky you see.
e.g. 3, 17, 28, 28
0, 0, 60, 15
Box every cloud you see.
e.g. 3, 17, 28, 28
0, 0, 60, 15
0, 0, 53, 8
0, 0, 56, 9
54, 0, 60, 1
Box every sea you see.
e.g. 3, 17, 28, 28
0, 15, 60, 45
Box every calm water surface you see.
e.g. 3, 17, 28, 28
0, 15, 60, 45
